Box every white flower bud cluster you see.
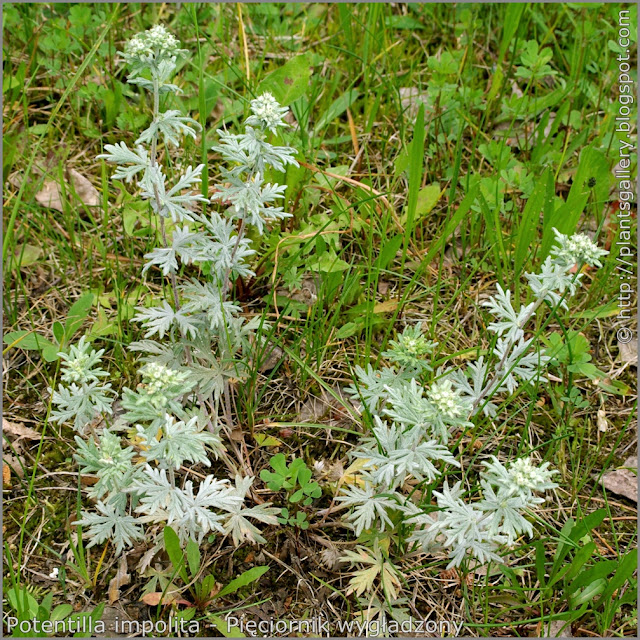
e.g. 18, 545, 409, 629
59, 336, 108, 384
508, 457, 558, 496
551, 228, 609, 268
428, 379, 465, 419
123, 24, 182, 65
245, 92, 290, 134
140, 362, 188, 395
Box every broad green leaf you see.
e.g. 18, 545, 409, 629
254, 433, 283, 447
570, 578, 607, 607
64, 292, 95, 340
599, 550, 637, 603
514, 168, 552, 276
13, 244, 42, 268
42, 344, 62, 362
334, 321, 361, 340
3, 330, 57, 352
567, 559, 618, 594
564, 541, 596, 584
215, 566, 269, 599
270, 452, 287, 475
7, 587, 39, 617
163, 526, 188, 583
310, 250, 351, 273
186, 539, 201, 577
541, 145, 610, 259
402, 103, 425, 262
52, 321, 65, 345
415, 183, 442, 218
51, 604, 74, 622
374, 234, 402, 271
258, 52, 313, 106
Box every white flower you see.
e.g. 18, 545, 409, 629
123, 24, 181, 63
246, 92, 290, 133
550, 228, 608, 268
48, 567, 59, 579
427, 379, 466, 419
59, 337, 109, 385
140, 362, 189, 396
483, 456, 559, 500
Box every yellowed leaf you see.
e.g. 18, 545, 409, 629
254, 433, 283, 448
336, 458, 369, 491
373, 299, 399, 314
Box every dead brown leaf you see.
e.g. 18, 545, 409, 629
3, 464, 11, 488
140, 592, 192, 606
540, 620, 573, 637
35, 168, 99, 212
108, 556, 131, 604
3, 454, 25, 480
602, 456, 638, 503
3, 418, 41, 440
618, 340, 638, 366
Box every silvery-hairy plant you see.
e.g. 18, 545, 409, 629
340, 230, 607, 571
48, 24, 296, 552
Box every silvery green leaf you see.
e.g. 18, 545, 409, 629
212, 126, 298, 175
96, 142, 149, 183
132, 302, 199, 340
223, 475, 280, 545
482, 284, 535, 343
74, 501, 143, 554
141, 166, 208, 223
478, 482, 533, 543
50, 380, 114, 432
346, 365, 410, 412
58, 336, 109, 384
127, 339, 186, 369
425, 482, 507, 569
142, 246, 178, 276
336, 482, 400, 536
74, 430, 136, 499
179, 279, 242, 332
136, 110, 200, 147
525, 256, 582, 308
447, 357, 498, 417
211, 173, 289, 235
139, 414, 221, 470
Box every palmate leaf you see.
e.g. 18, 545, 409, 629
137, 110, 200, 147
336, 482, 400, 536
482, 284, 535, 343
139, 414, 221, 470
50, 380, 114, 432
74, 430, 136, 498
141, 166, 208, 223
222, 476, 279, 546
132, 301, 199, 339
74, 501, 143, 554
179, 279, 241, 333
96, 142, 149, 183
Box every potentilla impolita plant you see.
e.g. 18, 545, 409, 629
48, 24, 298, 552
340, 230, 608, 574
